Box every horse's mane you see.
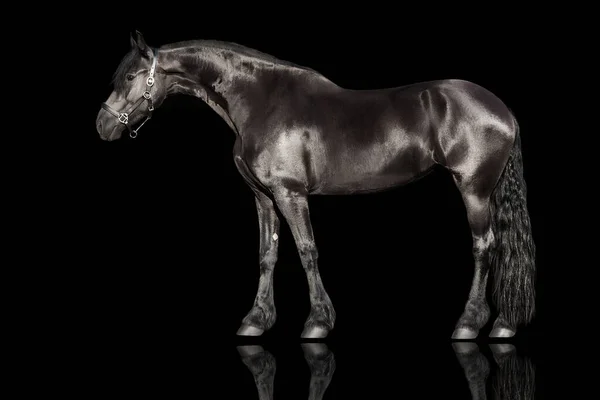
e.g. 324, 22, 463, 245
163, 40, 319, 73
111, 39, 319, 91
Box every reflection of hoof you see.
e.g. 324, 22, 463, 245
237, 345, 264, 357
237, 324, 264, 336
301, 326, 329, 339
452, 327, 478, 340
301, 342, 328, 357
489, 327, 515, 338
489, 343, 515, 355
452, 342, 479, 354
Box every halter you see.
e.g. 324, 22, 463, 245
101, 48, 158, 138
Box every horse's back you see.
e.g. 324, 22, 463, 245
241, 76, 516, 195
312, 79, 515, 193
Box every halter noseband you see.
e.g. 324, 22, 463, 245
101, 48, 158, 138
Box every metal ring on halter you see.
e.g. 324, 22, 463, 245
130, 129, 138, 139
118, 113, 129, 124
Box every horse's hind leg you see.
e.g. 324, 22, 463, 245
451, 183, 494, 339
238, 191, 280, 336
272, 187, 336, 339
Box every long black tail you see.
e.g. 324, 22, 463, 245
489, 117, 536, 329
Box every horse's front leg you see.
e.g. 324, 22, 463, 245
238, 191, 280, 336
273, 187, 336, 338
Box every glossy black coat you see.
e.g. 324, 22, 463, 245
96, 32, 536, 339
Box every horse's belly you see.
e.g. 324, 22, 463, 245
313, 173, 429, 195
312, 144, 436, 195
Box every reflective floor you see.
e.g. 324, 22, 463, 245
60, 338, 543, 398
235, 342, 540, 399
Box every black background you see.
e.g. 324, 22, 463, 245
42, 9, 561, 397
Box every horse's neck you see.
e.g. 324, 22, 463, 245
160, 45, 259, 135
166, 74, 238, 133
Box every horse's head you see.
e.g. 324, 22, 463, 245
96, 31, 167, 141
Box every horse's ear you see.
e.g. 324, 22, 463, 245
129, 31, 137, 48
130, 30, 152, 58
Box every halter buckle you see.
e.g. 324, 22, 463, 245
146, 76, 154, 87
143, 91, 151, 100
118, 113, 129, 124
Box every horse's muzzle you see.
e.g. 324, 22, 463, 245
96, 109, 120, 141
102, 127, 122, 141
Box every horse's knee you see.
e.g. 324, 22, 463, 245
297, 241, 318, 269
259, 247, 278, 272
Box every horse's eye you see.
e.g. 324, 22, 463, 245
126, 74, 135, 81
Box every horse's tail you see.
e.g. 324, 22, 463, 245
489, 114, 536, 329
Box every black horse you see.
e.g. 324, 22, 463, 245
96, 31, 536, 339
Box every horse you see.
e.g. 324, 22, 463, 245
96, 31, 536, 339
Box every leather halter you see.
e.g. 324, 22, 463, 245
101, 48, 158, 138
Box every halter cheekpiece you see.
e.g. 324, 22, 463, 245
101, 48, 158, 138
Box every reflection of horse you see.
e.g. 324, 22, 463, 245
453, 343, 536, 399
239, 343, 534, 399
237, 346, 275, 400
96, 30, 536, 339
238, 344, 335, 400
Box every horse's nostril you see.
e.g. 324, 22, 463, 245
96, 120, 103, 134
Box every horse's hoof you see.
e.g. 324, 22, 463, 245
237, 324, 264, 336
301, 326, 329, 339
489, 327, 515, 338
451, 327, 479, 340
